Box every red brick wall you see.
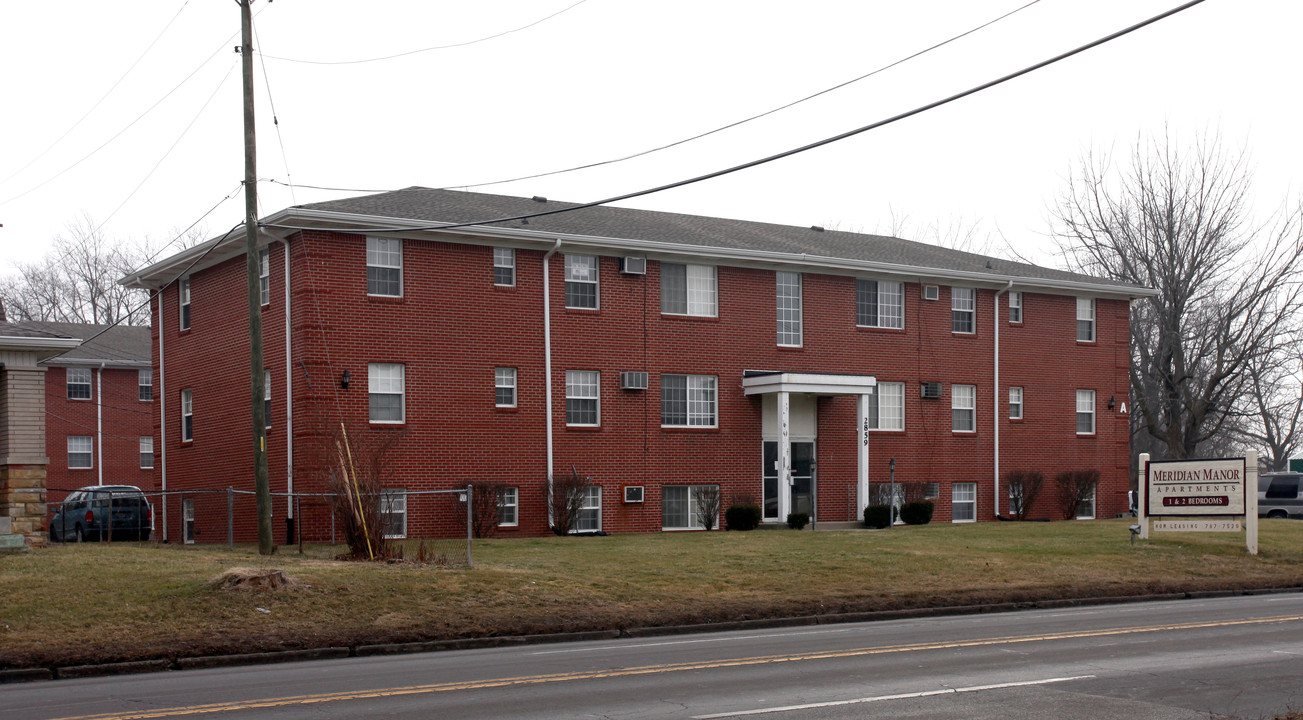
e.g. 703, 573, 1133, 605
153, 231, 1133, 541
44, 365, 157, 505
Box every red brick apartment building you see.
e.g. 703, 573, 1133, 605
25, 323, 156, 505
121, 188, 1148, 543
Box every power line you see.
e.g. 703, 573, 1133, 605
0, 1, 192, 187
264, 0, 1044, 198
252, 17, 295, 205
259, 0, 588, 66
263, 0, 1209, 237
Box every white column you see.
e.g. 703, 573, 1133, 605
1246, 450, 1258, 556
777, 391, 791, 522
857, 393, 870, 518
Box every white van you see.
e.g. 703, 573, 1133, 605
1258, 472, 1303, 519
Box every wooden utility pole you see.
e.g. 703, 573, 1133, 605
241, 0, 273, 555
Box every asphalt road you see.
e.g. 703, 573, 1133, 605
6, 593, 1303, 720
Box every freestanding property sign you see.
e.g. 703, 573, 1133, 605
1136, 452, 1258, 554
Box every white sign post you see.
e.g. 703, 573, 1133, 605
1139, 450, 1257, 555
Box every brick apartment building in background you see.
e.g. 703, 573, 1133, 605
24, 323, 156, 506
121, 188, 1150, 544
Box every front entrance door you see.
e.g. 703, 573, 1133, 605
763, 441, 814, 521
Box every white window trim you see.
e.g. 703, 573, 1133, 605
661, 484, 719, 530
869, 381, 905, 431
856, 279, 905, 329
67, 368, 91, 399
660, 263, 718, 317
259, 248, 270, 306
564, 254, 600, 309
381, 489, 408, 539
498, 486, 519, 527
573, 486, 601, 533
495, 367, 517, 408
493, 247, 516, 287
1009, 386, 1023, 420
565, 370, 600, 427
1076, 389, 1096, 435
368, 363, 406, 424
660, 374, 718, 428
67, 436, 93, 469
951, 287, 976, 334
139, 368, 153, 402
952, 384, 976, 433
264, 370, 272, 429
140, 436, 155, 469
1077, 297, 1096, 342
366, 237, 404, 298
1009, 291, 1022, 323
1076, 487, 1096, 520
180, 389, 193, 442
952, 482, 977, 523
179, 277, 191, 331
776, 271, 803, 347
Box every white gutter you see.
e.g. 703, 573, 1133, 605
158, 292, 168, 542
542, 237, 562, 528
993, 281, 1013, 518
279, 238, 293, 522
96, 363, 104, 486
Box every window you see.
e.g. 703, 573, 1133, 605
661, 374, 717, 427
140, 436, 154, 469
369, 363, 405, 423
264, 370, 272, 428
867, 381, 905, 431
1076, 389, 1095, 435
181, 389, 193, 441
366, 237, 403, 297
259, 248, 270, 305
498, 486, 519, 527
1265, 475, 1301, 499
1076, 488, 1095, 520
923, 482, 940, 500
564, 254, 598, 309
138, 368, 153, 401
495, 367, 517, 408
493, 247, 515, 286
1009, 386, 1023, 420
566, 370, 600, 426
380, 489, 407, 538
952, 384, 976, 432
67, 368, 91, 400
952, 482, 976, 522
856, 279, 904, 329
67, 436, 93, 469
662, 485, 719, 530
776, 271, 802, 346
179, 277, 191, 330
1077, 297, 1095, 342
1009, 291, 1022, 323
660, 263, 717, 316
952, 287, 975, 333
575, 486, 601, 532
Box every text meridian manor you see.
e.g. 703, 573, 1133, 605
1151, 468, 1243, 483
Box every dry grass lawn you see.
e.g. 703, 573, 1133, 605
2, 518, 1302, 668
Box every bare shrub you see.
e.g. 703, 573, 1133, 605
326, 423, 404, 560
469, 481, 509, 538
1054, 469, 1100, 520
1006, 470, 1045, 520
692, 485, 722, 531
547, 467, 590, 536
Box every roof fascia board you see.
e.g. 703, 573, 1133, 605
41, 358, 150, 368
240, 208, 1159, 300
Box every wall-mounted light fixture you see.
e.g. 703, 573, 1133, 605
1108, 395, 1116, 410
341, 369, 350, 390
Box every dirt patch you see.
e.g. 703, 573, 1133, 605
212, 567, 298, 591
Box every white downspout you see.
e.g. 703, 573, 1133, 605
279, 238, 293, 523
542, 238, 562, 528
158, 290, 167, 542
96, 363, 104, 486
993, 280, 1013, 518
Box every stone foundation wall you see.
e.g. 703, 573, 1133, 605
1, 465, 47, 548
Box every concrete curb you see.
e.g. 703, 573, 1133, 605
4, 585, 1299, 685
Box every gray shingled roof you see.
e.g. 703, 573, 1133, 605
295, 187, 1135, 291
19, 322, 149, 366
0, 322, 73, 341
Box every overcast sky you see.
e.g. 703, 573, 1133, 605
1, 0, 1299, 276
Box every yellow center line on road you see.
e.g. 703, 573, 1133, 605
51, 613, 1303, 720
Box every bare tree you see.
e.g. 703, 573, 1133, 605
1053, 132, 1303, 459
1236, 330, 1303, 470
691, 485, 721, 531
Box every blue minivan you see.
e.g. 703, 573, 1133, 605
49, 485, 153, 542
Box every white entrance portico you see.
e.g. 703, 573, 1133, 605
742, 371, 876, 523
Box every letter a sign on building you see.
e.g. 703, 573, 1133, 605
1137, 451, 1258, 554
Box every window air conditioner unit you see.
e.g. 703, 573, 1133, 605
920, 382, 943, 399
624, 486, 644, 503
620, 256, 647, 275
620, 371, 649, 390
923, 285, 940, 301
